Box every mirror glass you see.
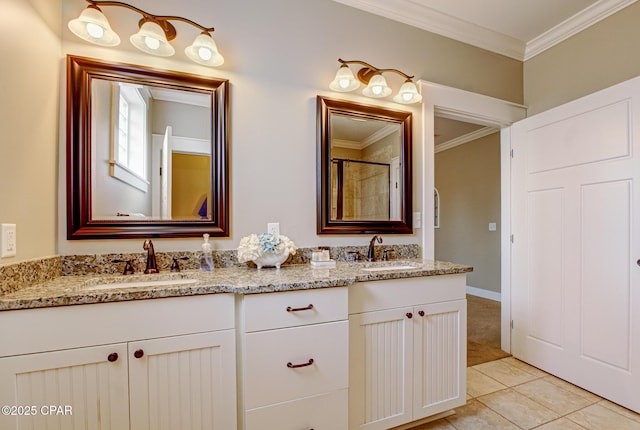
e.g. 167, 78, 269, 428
67, 55, 229, 239
317, 96, 412, 234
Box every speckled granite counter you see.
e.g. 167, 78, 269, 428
0, 260, 472, 311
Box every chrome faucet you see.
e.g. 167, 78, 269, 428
366, 235, 383, 261
143, 240, 159, 274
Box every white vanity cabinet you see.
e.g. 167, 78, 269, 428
237, 287, 349, 430
0, 294, 237, 430
348, 275, 467, 430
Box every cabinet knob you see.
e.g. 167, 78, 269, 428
286, 358, 314, 369
406, 312, 413, 319
418, 310, 425, 317
286, 304, 314, 312
107, 353, 118, 362
134, 349, 144, 359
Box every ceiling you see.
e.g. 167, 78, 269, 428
332, 0, 637, 60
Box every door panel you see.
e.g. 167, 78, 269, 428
511, 76, 640, 413
128, 330, 236, 430
349, 307, 413, 430
0, 344, 129, 430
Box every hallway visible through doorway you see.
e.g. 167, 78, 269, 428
467, 295, 509, 366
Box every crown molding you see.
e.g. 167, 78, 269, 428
524, 0, 638, 60
435, 126, 497, 153
333, 0, 525, 60
333, 0, 638, 62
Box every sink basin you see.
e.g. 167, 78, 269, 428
361, 262, 422, 272
84, 278, 198, 291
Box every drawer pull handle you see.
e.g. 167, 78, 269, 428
406, 312, 413, 319
134, 349, 144, 359
287, 358, 314, 368
286, 304, 314, 312
107, 353, 118, 362
418, 310, 425, 317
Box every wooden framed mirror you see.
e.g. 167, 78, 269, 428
317, 96, 412, 234
66, 55, 229, 239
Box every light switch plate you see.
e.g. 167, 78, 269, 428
1, 224, 17, 258
489, 222, 497, 232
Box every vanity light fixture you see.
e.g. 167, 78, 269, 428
329, 59, 422, 104
68, 0, 224, 66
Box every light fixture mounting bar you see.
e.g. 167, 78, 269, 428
86, 0, 216, 41
338, 58, 414, 84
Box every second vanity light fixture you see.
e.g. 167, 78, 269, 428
68, 0, 224, 67
329, 58, 423, 104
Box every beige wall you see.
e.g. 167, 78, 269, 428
2, 0, 523, 261
524, 2, 640, 115
434, 133, 501, 293
0, 0, 60, 264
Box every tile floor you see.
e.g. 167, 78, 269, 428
413, 357, 640, 430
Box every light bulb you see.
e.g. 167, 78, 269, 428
362, 74, 391, 98
402, 92, 413, 102
329, 65, 360, 92
85, 22, 104, 39
198, 47, 212, 61
185, 33, 224, 66
145, 36, 160, 50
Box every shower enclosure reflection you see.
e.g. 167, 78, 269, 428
330, 114, 402, 221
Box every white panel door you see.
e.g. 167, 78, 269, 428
511, 77, 640, 413
0, 343, 130, 430
128, 330, 237, 430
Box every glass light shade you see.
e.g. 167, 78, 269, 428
329, 65, 360, 92
185, 33, 224, 66
130, 21, 175, 56
68, 7, 120, 47
362, 74, 392, 98
393, 81, 423, 104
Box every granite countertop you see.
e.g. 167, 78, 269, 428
0, 259, 472, 311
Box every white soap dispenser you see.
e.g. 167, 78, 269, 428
200, 233, 214, 272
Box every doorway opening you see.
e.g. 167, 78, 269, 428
434, 116, 507, 365
418, 79, 527, 356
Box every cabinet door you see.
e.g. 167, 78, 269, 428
0, 343, 130, 430
349, 307, 414, 430
413, 299, 466, 419
128, 330, 236, 430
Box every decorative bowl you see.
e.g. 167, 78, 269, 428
252, 249, 290, 269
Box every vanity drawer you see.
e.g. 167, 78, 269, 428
245, 389, 348, 430
243, 320, 348, 409
243, 287, 347, 332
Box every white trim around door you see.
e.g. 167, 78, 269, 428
418, 80, 527, 353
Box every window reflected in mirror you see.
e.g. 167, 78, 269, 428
90, 79, 212, 221
67, 55, 228, 239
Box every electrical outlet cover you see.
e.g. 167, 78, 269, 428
267, 222, 280, 236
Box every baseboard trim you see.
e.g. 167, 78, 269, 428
467, 285, 501, 302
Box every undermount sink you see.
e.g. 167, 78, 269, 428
83, 278, 199, 291
361, 262, 422, 272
